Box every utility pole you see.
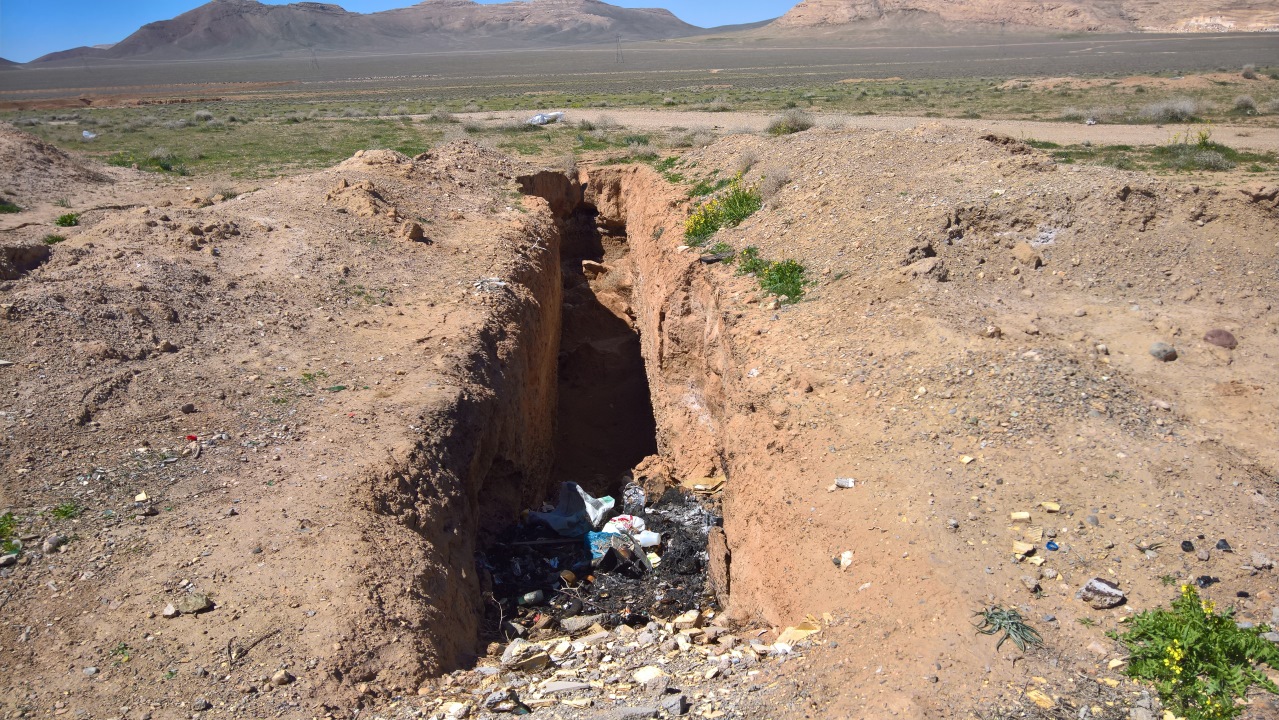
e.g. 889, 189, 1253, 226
616, 35, 623, 65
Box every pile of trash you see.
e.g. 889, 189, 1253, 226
479, 481, 718, 641
525, 111, 566, 126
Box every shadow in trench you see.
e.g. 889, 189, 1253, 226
552, 191, 658, 499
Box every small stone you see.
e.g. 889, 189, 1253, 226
224, 508, 238, 517
1011, 242, 1043, 268
1203, 329, 1237, 350
1096, 343, 1109, 355
984, 325, 1002, 339
175, 593, 213, 614
1196, 549, 1211, 562
1012, 541, 1036, 555
673, 609, 702, 629
1073, 308, 1087, 317
1040, 502, 1061, 513
1021, 576, 1041, 593
1077, 578, 1126, 609
946, 518, 959, 530
641, 676, 669, 697
179, 403, 197, 414
162, 603, 180, 618
1040, 568, 1059, 580
191, 699, 211, 712
1010, 511, 1031, 522
1085, 515, 1100, 526
1149, 342, 1178, 362
1216, 539, 1233, 553
1087, 640, 1109, 657
442, 701, 470, 719
0, 554, 17, 567
834, 477, 855, 489
1262, 632, 1279, 643
270, 670, 294, 686
660, 693, 690, 716
633, 666, 666, 684
83, 666, 98, 676
42, 535, 66, 554
561, 614, 604, 634
599, 708, 659, 720
1251, 552, 1274, 570
1181, 540, 1195, 552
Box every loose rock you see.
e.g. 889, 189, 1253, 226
1077, 578, 1126, 609
1149, 342, 1178, 362
1203, 329, 1238, 349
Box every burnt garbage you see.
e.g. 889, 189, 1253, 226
478, 481, 719, 641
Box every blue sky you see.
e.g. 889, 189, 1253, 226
0, 0, 795, 62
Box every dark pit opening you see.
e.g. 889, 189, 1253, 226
1, 243, 53, 280
552, 197, 658, 498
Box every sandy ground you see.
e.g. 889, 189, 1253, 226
459, 109, 1279, 152
2, 120, 1278, 720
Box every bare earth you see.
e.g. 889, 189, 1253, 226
2, 119, 1278, 720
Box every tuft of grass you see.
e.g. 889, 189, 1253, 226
708, 241, 734, 256
43, 234, 66, 245
0, 198, 20, 214
736, 246, 769, 276
55, 198, 72, 208
1111, 584, 1279, 720
766, 109, 815, 136
0, 512, 18, 554
759, 258, 809, 302
683, 179, 762, 244
1232, 95, 1257, 114
55, 213, 80, 227
975, 606, 1044, 652
52, 502, 83, 520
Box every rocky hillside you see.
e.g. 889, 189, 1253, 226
774, 0, 1279, 33
32, 0, 705, 64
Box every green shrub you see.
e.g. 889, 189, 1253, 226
0, 512, 18, 554
736, 246, 769, 275
683, 180, 762, 244
43, 234, 66, 245
0, 198, 20, 214
708, 241, 734, 256
1111, 584, 1279, 720
767, 109, 815, 136
55, 213, 80, 227
759, 259, 808, 302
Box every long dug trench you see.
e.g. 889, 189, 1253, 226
365, 164, 754, 685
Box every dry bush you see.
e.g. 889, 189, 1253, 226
594, 114, 619, 130
193, 110, 214, 122
1234, 95, 1257, 113
1242, 64, 1258, 80
1265, 98, 1279, 114
1139, 98, 1198, 123
758, 165, 791, 199
767, 109, 815, 136
626, 143, 658, 159
734, 150, 760, 175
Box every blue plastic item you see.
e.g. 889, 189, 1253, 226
1045, 541, 1059, 551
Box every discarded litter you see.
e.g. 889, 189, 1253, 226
480, 483, 717, 642
1216, 539, 1233, 553
530, 482, 615, 537
525, 111, 566, 126
1045, 541, 1059, 551
834, 478, 855, 489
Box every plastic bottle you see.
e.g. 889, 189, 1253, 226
635, 531, 661, 548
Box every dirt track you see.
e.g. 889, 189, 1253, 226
460, 108, 1279, 152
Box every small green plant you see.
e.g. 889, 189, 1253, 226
55, 198, 72, 208
688, 178, 730, 197
759, 259, 809, 302
55, 213, 80, 227
1161, 574, 1179, 586
52, 502, 83, 520
111, 642, 133, 665
43, 234, 66, 245
975, 606, 1044, 651
683, 179, 762, 244
0, 198, 20, 214
1078, 617, 1097, 627
1111, 584, 1279, 720
737, 246, 769, 275
708, 241, 734, 256
0, 512, 18, 554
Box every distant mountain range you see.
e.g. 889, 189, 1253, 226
19, 0, 1279, 66
776, 0, 1279, 33
30, 0, 718, 64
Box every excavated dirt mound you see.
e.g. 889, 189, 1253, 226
0, 123, 109, 198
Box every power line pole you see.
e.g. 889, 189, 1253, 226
615, 35, 623, 65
